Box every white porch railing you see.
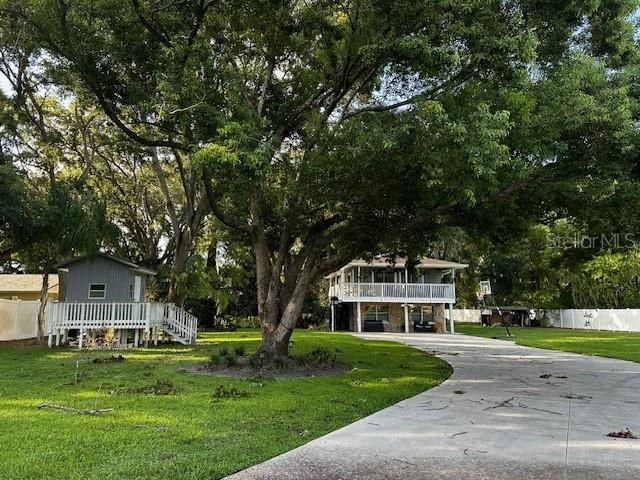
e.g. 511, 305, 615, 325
329, 282, 455, 303
163, 304, 198, 344
46, 302, 198, 345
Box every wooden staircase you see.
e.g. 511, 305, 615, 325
161, 305, 198, 345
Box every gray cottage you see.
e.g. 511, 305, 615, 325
56, 253, 156, 303
46, 253, 197, 348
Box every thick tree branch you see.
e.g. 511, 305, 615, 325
202, 173, 251, 233
257, 56, 275, 116
150, 148, 180, 235
341, 68, 475, 121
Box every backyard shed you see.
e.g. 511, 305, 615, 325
47, 253, 197, 348
56, 253, 156, 302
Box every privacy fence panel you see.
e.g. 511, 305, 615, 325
0, 299, 40, 341
540, 309, 640, 333
453, 309, 482, 323
455, 308, 640, 332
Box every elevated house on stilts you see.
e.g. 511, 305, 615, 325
327, 256, 467, 334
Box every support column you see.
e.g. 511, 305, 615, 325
331, 304, 336, 332
55, 329, 61, 346
47, 333, 53, 348
403, 304, 409, 333
134, 328, 140, 347
448, 303, 455, 334
356, 302, 362, 333
78, 329, 84, 349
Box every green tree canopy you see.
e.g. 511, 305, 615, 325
1, 0, 638, 356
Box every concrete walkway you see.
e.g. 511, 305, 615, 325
226, 333, 640, 479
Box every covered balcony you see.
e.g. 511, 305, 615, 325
329, 282, 455, 303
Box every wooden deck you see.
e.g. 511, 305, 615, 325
46, 302, 197, 348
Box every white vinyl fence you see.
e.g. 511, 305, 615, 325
453, 309, 482, 323
538, 309, 640, 333
454, 307, 640, 333
0, 299, 40, 341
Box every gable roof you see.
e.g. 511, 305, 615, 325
55, 253, 157, 276
335, 255, 468, 271
0, 274, 59, 294
348, 256, 468, 269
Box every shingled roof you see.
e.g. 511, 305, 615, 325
0, 274, 59, 294
339, 256, 468, 270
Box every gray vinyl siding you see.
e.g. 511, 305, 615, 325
62, 257, 147, 302
421, 269, 445, 283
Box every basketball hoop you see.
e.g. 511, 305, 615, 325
479, 280, 491, 296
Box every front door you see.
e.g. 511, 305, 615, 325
134, 276, 142, 302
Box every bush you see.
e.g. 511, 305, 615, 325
295, 347, 337, 367
210, 385, 248, 401
233, 345, 246, 357
248, 354, 263, 369
222, 353, 237, 367
210, 351, 222, 365
210, 346, 238, 368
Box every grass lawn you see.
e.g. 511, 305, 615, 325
0, 330, 450, 480
456, 323, 640, 363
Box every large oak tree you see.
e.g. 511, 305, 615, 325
1, 0, 637, 357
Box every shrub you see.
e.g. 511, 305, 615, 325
248, 354, 263, 369
296, 347, 337, 367
233, 345, 246, 357
210, 351, 222, 365
222, 353, 237, 367
210, 385, 248, 401
211, 346, 239, 368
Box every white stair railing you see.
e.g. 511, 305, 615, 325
162, 304, 198, 344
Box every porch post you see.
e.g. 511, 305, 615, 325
134, 328, 140, 347
330, 304, 336, 332
448, 303, 455, 334
403, 304, 409, 333
356, 302, 362, 333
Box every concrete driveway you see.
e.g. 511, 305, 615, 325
226, 333, 640, 480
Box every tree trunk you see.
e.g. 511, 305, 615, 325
258, 325, 293, 359
255, 247, 315, 360
37, 270, 50, 341
167, 231, 190, 307
433, 303, 447, 333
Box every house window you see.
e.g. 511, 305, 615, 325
365, 305, 389, 322
373, 270, 395, 283
88, 284, 106, 299
410, 306, 434, 324
128, 284, 134, 300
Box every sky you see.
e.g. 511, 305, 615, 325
0, 74, 11, 95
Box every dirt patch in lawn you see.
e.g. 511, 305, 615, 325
182, 360, 351, 379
